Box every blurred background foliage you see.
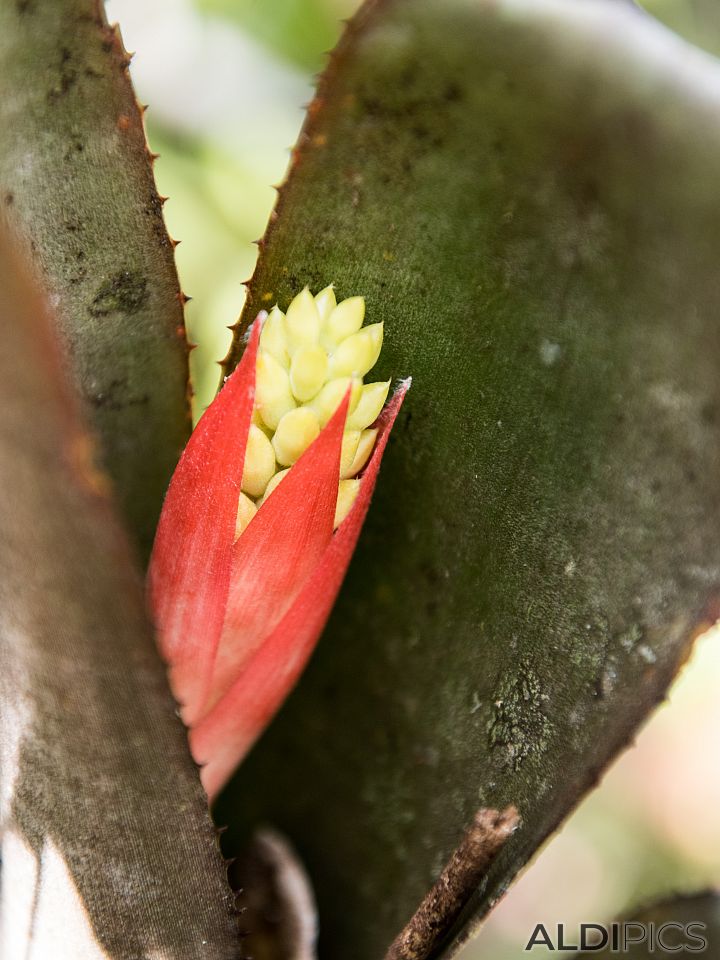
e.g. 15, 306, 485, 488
107, 0, 358, 419
196, 0, 360, 70
641, 0, 720, 57
106, 0, 720, 956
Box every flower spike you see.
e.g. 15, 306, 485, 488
191, 382, 409, 799
204, 390, 350, 719
148, 287, 410, 800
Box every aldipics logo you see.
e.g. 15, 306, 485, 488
525, 922, 708, 953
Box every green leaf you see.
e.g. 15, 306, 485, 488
219, 1, 720, 957
0, 225, 239, 958
0, 0, 190, 558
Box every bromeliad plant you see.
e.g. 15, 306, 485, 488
2, 1, 720, 959
149, 288, 409, 798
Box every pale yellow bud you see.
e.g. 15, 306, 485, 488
242, 288, 391, 527
259, 467, 290, 506
235, 492, 257, 540
346, 380, 390, 431
344, 428, 377, 478
259, 306, 289, 367
309, 377, 362, 427
241, 424, 277, 498
339, 430, 361, 479
314, 285, 337, 323
272, 407, 321, 466
251, 407, 271, 435
334, 479, 360, 529
290, 345, 329, 402
322, 296, 365, 349
328, 322, 384, 378
285, 287, 321, 349
255, 351, 296, 431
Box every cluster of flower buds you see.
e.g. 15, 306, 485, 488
236, 286, 391, 537
148, 287, 409, 799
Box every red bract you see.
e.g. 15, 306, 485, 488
148, 316, 408, 800
148, 319, 261, 727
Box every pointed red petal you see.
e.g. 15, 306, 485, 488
191, 382, 409, 799
147, 320, 261, 724
201, 390, 351, 720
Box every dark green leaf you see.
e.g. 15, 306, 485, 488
0, 0, 190, 558
220, 1, 720, 957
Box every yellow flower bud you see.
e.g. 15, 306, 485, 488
259, 467, 290, 506
309, 377, 362, 427
322, 296, 365, 349
285, 287, 321, 349
241, 424, 277, 498
339, 430, 361, 479
346, 380, 390, 431
328, 322, 384, 378
290, 345, 329, 402
344, 428, 377, 478
238, 288, 391, 535
259, 306, 290, 368
334, 479, 360, 528
314, 285, 337, 323
255, 350, 296, 431
235, 492, 257, 540
251, 407, 269, 431
272, 407, 321, 466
